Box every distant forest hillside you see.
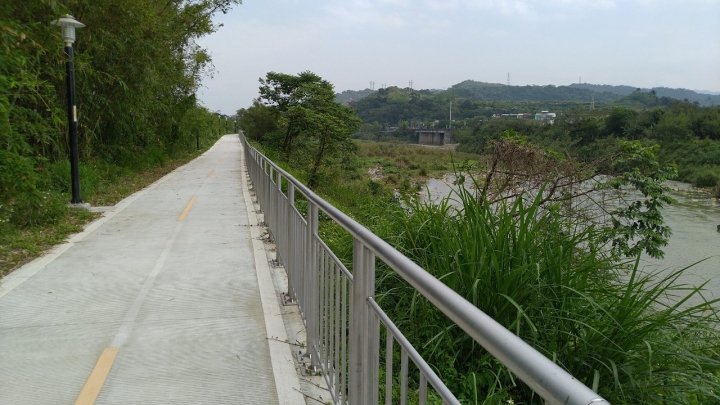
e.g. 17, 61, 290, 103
348, 86, 609, 127
335, 88, 442, 105
449, 80, 620, 103
335, 89, 375, 105
337, 81, 719, 107
569, 83, 720, 106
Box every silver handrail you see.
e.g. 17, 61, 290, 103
240, 133, 609, 405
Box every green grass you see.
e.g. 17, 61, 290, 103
362, 181, 720, 404
313, 168, 720, 404
356, 140, 482, 192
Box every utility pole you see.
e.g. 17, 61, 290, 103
409, 80, 413, 90
591, 92, 595, 109
370, 81, 375, 90
449, 101, 452, 129
507, 72, 510, 86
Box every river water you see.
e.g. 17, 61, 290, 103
424, 176, 720, 306
640, 181, 720, 305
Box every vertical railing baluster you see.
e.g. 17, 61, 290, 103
419, 374, 428, 405
400, 350, 408, 405
366, 249, 379, 405
341, 274, 348, 405
333, 263, 340, 399
385, 330, 393, 405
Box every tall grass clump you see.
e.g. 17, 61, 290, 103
373, 181, 720, 404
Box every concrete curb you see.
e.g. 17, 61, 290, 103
238, 141, 306, 405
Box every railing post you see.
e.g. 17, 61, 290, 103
276, 171, 283, 266
305, 201, 320, 370
286, 182, 296, 302
364, 247, 379, 405
349, 238, 378, 404
269, 166, 276, 230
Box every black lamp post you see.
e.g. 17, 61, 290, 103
51, 14, 85, 205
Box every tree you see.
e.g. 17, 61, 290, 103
300, 102, 361, 187
604, 108, 638, 138
237, 101, 279, 142
253, 71, 361, 187
473, 134, 676, 259
258, 71, 332, 157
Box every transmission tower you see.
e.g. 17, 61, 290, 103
370, 81, 375, 90
409, 80, 413, 90
507, 72, 510, 86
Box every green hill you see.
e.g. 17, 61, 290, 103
569, 83, 720, 106
450, 80, 620, 103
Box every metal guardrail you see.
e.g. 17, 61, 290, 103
240, 133, 609, 405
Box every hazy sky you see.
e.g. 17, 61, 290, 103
196, 0, 720, 115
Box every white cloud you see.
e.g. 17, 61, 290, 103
424, 0, 462, 11
323, 0, 410, 27
462, 0, 617, 19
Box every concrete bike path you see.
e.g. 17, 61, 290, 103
0, 135, 303, 404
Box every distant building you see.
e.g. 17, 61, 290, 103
491, 113, 533, 119
416, 129, 453, 145
490, 111, 555, 123
534, 111, 556, 124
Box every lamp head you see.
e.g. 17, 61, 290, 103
51, 14, 85, 45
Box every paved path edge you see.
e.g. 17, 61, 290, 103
0, 166, 182, 299
238, 138, 306, 405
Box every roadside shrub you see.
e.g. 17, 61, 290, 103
0, 151, 67, 227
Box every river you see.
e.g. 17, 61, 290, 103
424, 176, 720, 306
640, 181, 720, 306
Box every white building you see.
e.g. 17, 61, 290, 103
534, 111, 556, 124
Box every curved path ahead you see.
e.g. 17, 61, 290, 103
0, 135, 303, 404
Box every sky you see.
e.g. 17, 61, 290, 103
196, 0, 720, 115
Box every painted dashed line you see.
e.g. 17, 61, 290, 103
74, 347, 119, 405
178, 195, 198, 221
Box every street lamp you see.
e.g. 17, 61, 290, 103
51, 14, 85, 205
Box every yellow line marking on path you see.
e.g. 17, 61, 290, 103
74, 347, 119, 405
178, 195, 198, 221
208, 169, 215, 178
